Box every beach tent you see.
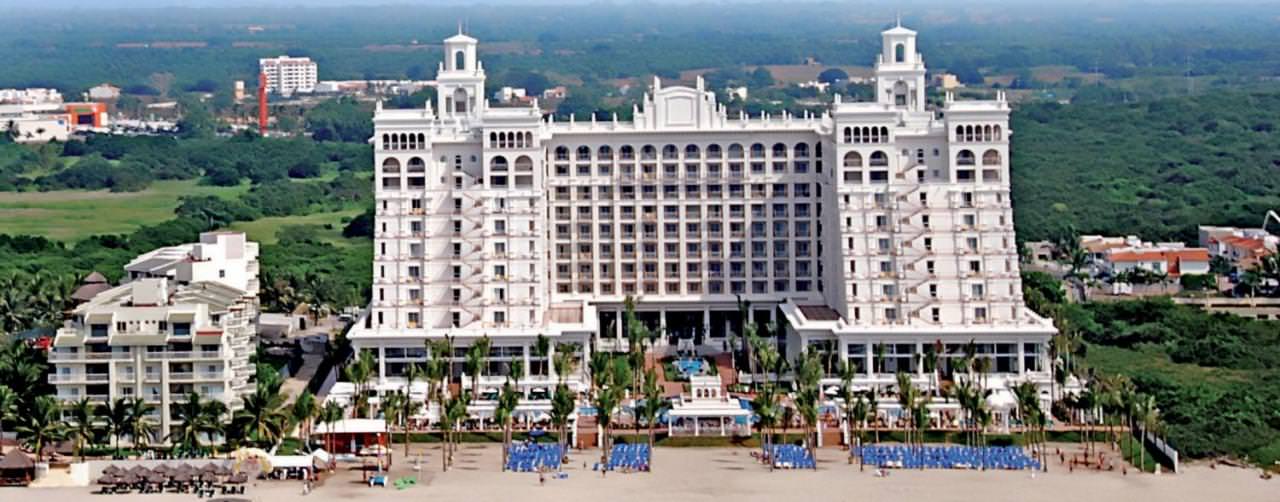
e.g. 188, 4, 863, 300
0, 450, 36, 486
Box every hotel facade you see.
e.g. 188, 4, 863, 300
350, 25, 1056, 400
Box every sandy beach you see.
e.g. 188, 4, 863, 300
9, 444, 1274, 502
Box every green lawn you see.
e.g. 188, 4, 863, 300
228, 207, 364, 246
0, 179, 249, 241
1084, 344, 1254, 387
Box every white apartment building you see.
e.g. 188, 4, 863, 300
259, 55, 318, 96
351, 25, 1057, 402
0, 88, 63, 105
50, 232, 260, 441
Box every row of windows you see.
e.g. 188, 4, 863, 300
382, 133, 427, 151
840, 126, 891, 144
489, 131, 534, 149
954, 124, 1003, 143
555, 279, 818, 296
553, 221, 815, 240
550, 183, 815, 201
551, 241, 816, 260
552, 202, 814, 219
552, 142, 821, 162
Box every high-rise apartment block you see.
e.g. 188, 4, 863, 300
259, 55, 318, 96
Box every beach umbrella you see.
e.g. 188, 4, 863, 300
227, 473, 248, 484
129, 465, 152, 475
199, 472, 218, 483
96, 475, 117, 485
172, 471, 193, 483
102, 465, 123, 475
176, 463, 197, 473
200, 463, 220, 473
146, 472, 166, 484
116, 474, 137, 485
213, 464, 232, 476
152, 464, 171, 474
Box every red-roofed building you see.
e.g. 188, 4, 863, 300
1105, 247, 1210, 277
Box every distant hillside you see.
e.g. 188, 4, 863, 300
1011, 91, 1280, 243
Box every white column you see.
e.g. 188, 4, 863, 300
694, 417, 700, 437
548, 342, 558, 382
720, 417, 726, 437
817, 420, 823, 447
522, 343, 531, 398
378, 346, 387, 385
1017, 342, 1026, 375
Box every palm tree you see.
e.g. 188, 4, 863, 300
591, 359, 624, 472
291, 390, 319, 447
170, 393, 221, 457
865, 390, 881, 444
533, 334, 551, 379
96, 398, 130, 458
466, 336, 492, 398
836, 361, 858, 452
234, 388, 289, 447
66, 397, 97, 462
793, 350, 822, 468
0, 386, 19, 455
399, 362, 424, 456
636, 369, 668, 470
496, 382, 519, 470
319, 401, 345, 456
124, 398, 156, 451
425, 340, 450, 439
15, 396, 66, 461
550, 383, 576, 456
343, 350, 375, 418
1133, 394, 1159, 473
752, 385, 779, 470
895, 372, 919, 447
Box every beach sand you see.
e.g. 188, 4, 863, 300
10, 443, 1274, 502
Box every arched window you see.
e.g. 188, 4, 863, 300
641, 145, 657, 160
893, 81, 909, 106
382, 134, 390, 150
407, 156, 425, 172
769, 143, 785, 158
880, 127, 889, 141
490, 155, 509, 172
728, 143, 744, 159
454, 50, 465, 70
514, 155, 534, 172
895, 43, 906, 63
381, 157, 401, 173
452, 88, 468, 114
746, 143, 762, 158
994, 125, 1003, 141
418, 133, 425, 148
684, 144, 700, 159
870, 127, 880, 144
965, 126, 974, 143
794, 143, 809, 158
554, 146, 569, 161
983, 125, 993, 142
853, 128, 863, 144
843, 127, 852, 144
957, 149, 976, 166
955, 126, 964, 141
982, 149, 1002, 166
388, 135, 398, 150
598, 145, 613, 160
620, 145, 635, 160
869, 151, 889, 167
576, 146, 591, 161
662, 144, 678, 159
706, 144, 722, 158
843, 151, 863, 168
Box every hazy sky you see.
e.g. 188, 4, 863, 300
1, 0, 1271, 7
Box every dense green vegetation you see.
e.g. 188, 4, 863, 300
1011, 91, 1280, 243
1022, 272, 1280, 466
3, 4, 1280, 104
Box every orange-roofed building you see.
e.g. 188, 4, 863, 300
1105, 247, 1210, 277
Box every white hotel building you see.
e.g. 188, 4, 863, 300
259, 55, 318, 96
351, 26, 1056, 399
50, 232, 260, 439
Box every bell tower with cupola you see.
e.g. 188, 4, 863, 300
436, 28, 486, 119
875, 21, 927, 113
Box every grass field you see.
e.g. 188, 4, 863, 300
0, 179, 249, 241
228, 207, 365, 246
